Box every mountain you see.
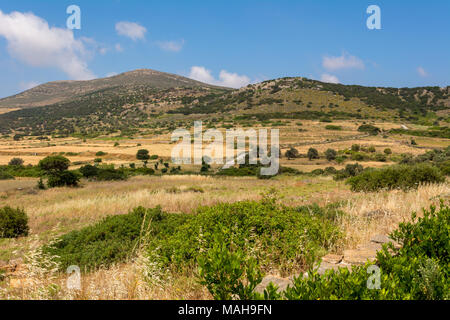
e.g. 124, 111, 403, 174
0, 69, 224, 109
0, 71, 448, 137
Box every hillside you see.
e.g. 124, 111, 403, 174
0, 69, 223, 109
0, 73, 448, 137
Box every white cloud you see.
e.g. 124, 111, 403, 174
115, 21, 146, 41
323, 53, 365, 71
0, 10, 95, 80
417, 66, 428, 77
115, 43, 123, 52
156, 39, 185, 52
320, 73, 340, 84
19, 81, 39, 91
188, 66, 251, 88
105, 72, 118, 78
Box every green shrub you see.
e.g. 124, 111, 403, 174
0, 171, 14, 180
8, 158, 24, 166
358, 124, 381, 135
44, 206, 167, 271
325, 149, 337, 161
136, 149, 150, 161
79, 165, 99, 178
283, 203, 449, 300
148, 200, 342, 273
334, 163, 364, 180
197, 230, 263, 300
45, 200, 342, 275
95, 151, 107, 156
47, 170, 80, 188
38, 155, 70, 173
285, 147, 299, 159
325, 125, 342, 131
0, 207, 29, 238
307, 148, 319, 161
347, 164, 445, 192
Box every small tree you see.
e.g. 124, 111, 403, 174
351, 144, 360, 152
8, 158, 24, 166
38, 155, 78, 188
307, 148, 319, 161
285, 147, 299, 160
384, 148, 392, 155
325, 149, 337, 161
136, 149, 150, 161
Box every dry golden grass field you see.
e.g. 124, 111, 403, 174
0, 119, 448, 300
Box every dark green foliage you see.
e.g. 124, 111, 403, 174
351, 144, 360, 152
136, 149, 150, 161
358, 124, 381, 135
148, 200, 342, 273
45, 200, 342, 276
79, 165, 99, 178
8, 158, 24, 166
0, 206, 29, 238
325, 125, 342, 131
285, 147, 299, 159
307, 148, 319, 161
325, 149, 337, 161
384, 148, 392, 155
0, 171, 14, 180
38, 155, 70, 173
197, 230, 263, 300
0, 164, 42, 178
44, 206, 165, 271
283, 203, 450, 300
347, 164, 445, 192
47, 170, 80, 188
333, 163, 364, 180
37, 177, 46, 190
95, 151, 107, 156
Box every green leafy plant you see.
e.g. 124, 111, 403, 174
0, 206, 29, 238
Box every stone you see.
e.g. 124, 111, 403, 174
315, 262, 351, 275
370, 234, 391, 244
321, 254, 343, 264
254, 275, 293, 294
370, 234, 401, 248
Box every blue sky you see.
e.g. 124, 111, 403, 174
0, 0, 449, 98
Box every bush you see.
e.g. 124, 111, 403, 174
334, 163, 364, 180
95, 151, 107, 156
0, 207, 29, 238
384, 148, 392, 155
325, 149, 337, 161
351, 144, 360, 152
46, 200, 343, 275
347, 164, 445, 192
325, 125, 342, 131
38, 155, 70, 173
0, 171, 14, 180
136, 149, 150, 161
47, 170, 80, 188
79, 165, 99, 178
358, 124, 381, 135
8, 158, 24, 166
44, 206, 166, 271
283, 203, 449, 300
307, 148, 319, 161
285, 147, 299, 159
